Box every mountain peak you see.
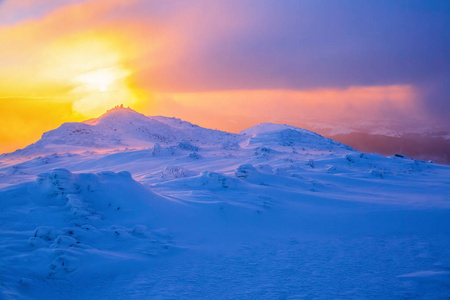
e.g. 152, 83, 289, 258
4, 107, 355, 157
84, 105, 148, 126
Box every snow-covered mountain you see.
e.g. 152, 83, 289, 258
1, 107, 449, 299
6, 107, 240, 157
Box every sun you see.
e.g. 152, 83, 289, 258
75, 67, 123, 92
60, 36, 141, 117
71, 65, 141, 117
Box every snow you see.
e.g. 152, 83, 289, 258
1, 107, 450, 299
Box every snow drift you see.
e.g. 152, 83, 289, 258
1, 107, 449, 299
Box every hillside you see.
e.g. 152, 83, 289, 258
0, 107, 449, 299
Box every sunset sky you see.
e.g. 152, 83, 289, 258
1, 0, 449, 153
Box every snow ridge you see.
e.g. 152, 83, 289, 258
3, 107, 350, 158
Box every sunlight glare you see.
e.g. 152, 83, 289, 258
72, 65, 141, 117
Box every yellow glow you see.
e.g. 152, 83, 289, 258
70, 65, 137, 116
39, 31, 146, 117
75, 67, 125, 92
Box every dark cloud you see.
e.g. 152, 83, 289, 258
142, 0, 450, 123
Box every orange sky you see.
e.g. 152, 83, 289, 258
0, 0, 433, 154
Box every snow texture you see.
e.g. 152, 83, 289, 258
0, 107, 449, 299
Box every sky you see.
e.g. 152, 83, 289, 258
1, 0, 449, 153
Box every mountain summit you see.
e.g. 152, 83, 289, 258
83, 106, 150, 126
5, 107, 349, 157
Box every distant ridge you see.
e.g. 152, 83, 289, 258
3, 106, 350, 157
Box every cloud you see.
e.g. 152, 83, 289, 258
0, 0, 86, 25
149, 85, 420, 133
0, 0, 449, 144
134, 1, 450, 124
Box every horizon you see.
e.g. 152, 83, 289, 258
3, 104, 449, 165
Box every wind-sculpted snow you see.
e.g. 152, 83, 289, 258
1, 107, 450, 299
241, 123, 353, 152
0, 169, 174, 296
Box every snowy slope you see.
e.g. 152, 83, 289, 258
3, 107, 241, 158
241, 122, 352, 152
1, 107, 450, 299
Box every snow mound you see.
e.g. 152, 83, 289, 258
241, 123, 353, 151
159, 166, 197, 179
0, 169, 174, 285
241, 123, 312, 136
235, 164, 258, 178
158, 171, 238, 190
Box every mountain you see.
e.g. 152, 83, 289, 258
3, 106, 348, 158
4, 107, 239, 157
241, 122, 352, 151
0, 107, 449, 299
